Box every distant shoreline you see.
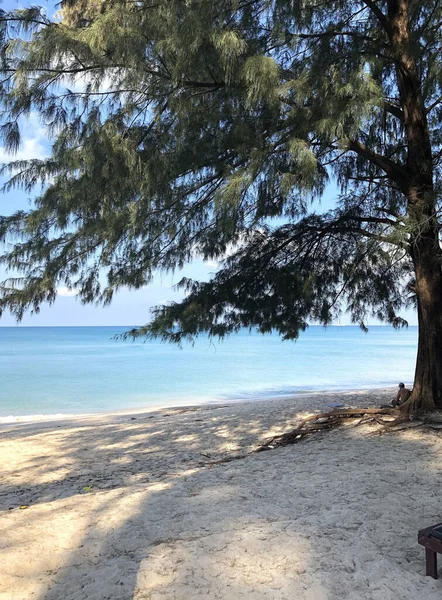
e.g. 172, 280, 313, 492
0, 324, 419, 327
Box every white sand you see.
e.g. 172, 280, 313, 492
1, 389, 442, 600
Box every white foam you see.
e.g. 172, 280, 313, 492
0, 412, 92, 424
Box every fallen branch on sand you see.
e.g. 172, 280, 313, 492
203, 407, 442, 466
253, 407, 426, 451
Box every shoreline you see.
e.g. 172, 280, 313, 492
0, 385, 399, 428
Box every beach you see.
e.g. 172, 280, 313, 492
1, 388, 441, 600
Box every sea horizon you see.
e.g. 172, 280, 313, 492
0, 323, 414, 327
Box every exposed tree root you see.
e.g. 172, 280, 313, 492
203, 407, 442, 467
253, 406, 433, 452
397, 393, 442, 416
398, 397, 419, 415
205, 454, 248, 465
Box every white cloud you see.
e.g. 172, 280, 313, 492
204, 259, 219, 269
61, 72, 117, 95
0, 112, 49, 164
57, 287, 78, 297
0, 137, 48, 163
202, 236, 247, 269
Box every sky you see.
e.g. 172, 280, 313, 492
0, 0, 418, 328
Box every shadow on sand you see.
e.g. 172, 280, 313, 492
1, 402, 442, 599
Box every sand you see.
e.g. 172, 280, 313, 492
1, 388, 442, 600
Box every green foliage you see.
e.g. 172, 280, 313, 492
0, 1, 441, 340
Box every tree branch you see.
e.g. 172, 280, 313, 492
295, 30, 386, 46
384, 101, 404, 121
362, 0, 391, 34
426, 94, 442, 115
348, 139, 408, 188
349, 215, 399, 227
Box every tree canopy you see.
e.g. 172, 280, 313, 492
0, 0, 441, 358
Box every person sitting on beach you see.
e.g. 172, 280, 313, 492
392, 383, 412, 407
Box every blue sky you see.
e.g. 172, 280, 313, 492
0, 0, 418, 327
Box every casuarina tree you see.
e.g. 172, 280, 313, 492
0, 1, 441, 412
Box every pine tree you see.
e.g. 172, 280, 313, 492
0, 1, 441, 412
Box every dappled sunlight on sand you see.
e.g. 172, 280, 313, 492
136, 523, 312, 598
2, 390, 442, 599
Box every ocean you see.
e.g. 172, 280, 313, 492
1, 325, 418, 420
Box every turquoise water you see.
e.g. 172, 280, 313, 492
1, 326, 418, 418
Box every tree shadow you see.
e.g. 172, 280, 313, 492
2, 402, 442, 599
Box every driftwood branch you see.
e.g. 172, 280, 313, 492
203, 407, 440, 468
254, 407, 399, 451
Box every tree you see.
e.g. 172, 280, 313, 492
0, 0, 441, 412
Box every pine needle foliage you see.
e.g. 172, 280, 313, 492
0, 1, 441, 343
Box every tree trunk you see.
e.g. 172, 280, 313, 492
387, 0, 442, 413
402, 228, 442, 413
